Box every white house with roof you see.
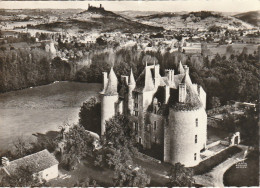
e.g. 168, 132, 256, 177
0, 149, 59, 182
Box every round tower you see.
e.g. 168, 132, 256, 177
167, 107, 207, 167
164, 67, 207, 167
100, 68, 118, 135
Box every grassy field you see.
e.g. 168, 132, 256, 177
0, 82, 102, 153
223, 150, 259, 186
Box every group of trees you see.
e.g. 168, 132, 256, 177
0, 48, 76, 92
79, 97, 101, 135
93, 115, 151, 187
0, 166, 45, 187
221, 108, 258, 147
59, 124, 94, 170
76, 45, 259, 110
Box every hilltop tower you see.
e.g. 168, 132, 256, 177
100, 67, 118, 135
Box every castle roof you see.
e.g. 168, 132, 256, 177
135, 66, 155, 92
104, 67, 118, 96
178, 61, 185, 74
129, 68, 136, 85
170, 72, 203, 111
1, 149, 58, 176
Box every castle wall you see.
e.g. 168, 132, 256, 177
145, 113, 165, 149
166, 107, 207, 167
142, 90, 156, 112
101, 94, 118, 135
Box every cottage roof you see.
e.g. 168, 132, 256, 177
104, 67, 118, 96
2, 149, 58, 175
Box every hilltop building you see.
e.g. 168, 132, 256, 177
100, 62, 207, 167
88, 4, 105, 12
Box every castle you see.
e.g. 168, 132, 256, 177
100, 62, 207, 167
88, 4, 105, 12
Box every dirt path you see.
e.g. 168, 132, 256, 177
194, 145, 247, 187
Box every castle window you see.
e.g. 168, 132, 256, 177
154, 121, 157, 130
154, 136, 157, 143
195, 135, 197, 143
135, 111, 139, 116
139, 137, 142, 144
135, 103, 138, 108
196, 118, 198, 127
135, 93, 138, 99
134, 122, 138, 131
194, 153, 197, 161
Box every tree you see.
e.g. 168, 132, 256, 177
12, 137, 31, 158
168, 163, 194, 187
103, 115, 136, 154
113, 163, 150, 187
211, 96, 221, 109
79, 97, 101, 135
0, 166, 45, 187
61, 124, 94, 170
96, 115, 150, 187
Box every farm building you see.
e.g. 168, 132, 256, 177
0, 149, 59, 182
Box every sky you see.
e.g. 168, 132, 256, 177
0, 0, 259, 12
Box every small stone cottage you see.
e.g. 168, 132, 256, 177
1, 149, 59, 182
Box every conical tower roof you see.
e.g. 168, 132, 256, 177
129, 68, 136, 85
178, 61, 185, 74
181, 71, 193, 86
170, 71, 202, 110
104, 67, 118, 96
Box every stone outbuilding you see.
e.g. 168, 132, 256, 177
0, 149, 59, 182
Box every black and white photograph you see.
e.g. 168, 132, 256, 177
0, 0, 259, 187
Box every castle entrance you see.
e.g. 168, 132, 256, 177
230, 132, 240, 146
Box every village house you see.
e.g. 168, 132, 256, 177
0, 149, 59, 182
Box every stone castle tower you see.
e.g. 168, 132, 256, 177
100, 62, 207, 167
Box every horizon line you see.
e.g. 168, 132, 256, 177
0, 1, 259, 12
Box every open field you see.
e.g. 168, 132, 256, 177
0, 82, 102, 152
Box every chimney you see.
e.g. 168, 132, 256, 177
179, 83, 186, 103
154, 64, 160, 87
164, 85, 170, 104
100, 4, 102, 8
183, 65, 189, 74
121, 75, 129, 85
102, 72, 108, 92
165, 69, 175, 85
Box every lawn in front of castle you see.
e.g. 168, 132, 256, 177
49, 154, 171, 186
